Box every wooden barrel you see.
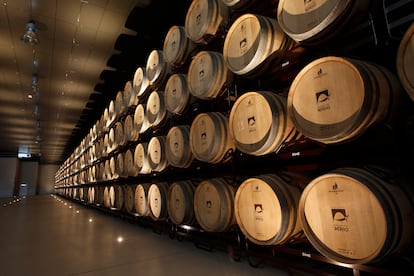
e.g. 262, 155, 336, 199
299, 167, 414, 264
108, 100, 116, 126
397, 22, 414, 101
124, 149, 139, 177
115, 121, 126, 148
167, 180, 196, 225
103, 186, 111, 208
107, 127, 116, 153
234, 174, 303, 246
163, 25, 198, 68
148, 182, 170, 221
188, 51, 233, 100
221, 0, 275, 14
109, 156, 119, 180
164, 74, 194, 115
223, 13, 295, 78
185, 0, 230, 45
146, 50, 171, 89
277, 0, 370, 45
87, 186, 95, 204
98, 161, 105, 182
109, 185, 124, 211
123, 80, 135, 109
133, 67, 150, 98
148, 136, 169, 172
146, 90, 169, 129
116, 152, 127, 178
134, 183, 152, 216
115, 90, 127, 117
133, 104, 150, 134
134, 143, 152, 174
124, 114, 139, 142
287, 56, 400, 144
104, 159, 111, 181
190, 112, 235, 163
229, 91, 299, 156
166, 125, 194, 168
194, 178, 235, 232
124, 184, 137, 213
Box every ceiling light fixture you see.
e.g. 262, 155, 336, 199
21, 20, 39, 45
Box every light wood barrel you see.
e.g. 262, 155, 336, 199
221, 0, 275, 13
124, 184, 137, 213
164, 74, 193, 115
185, 0, 230, 45
133, 67, 150, 98
277, 0, 369, 44
229, 91, 299, 156
223, 13, 295, 78
287, 56, 400, 144
115, 121, 126, 148
166, 125, 194, 168
397, 22, 414, 101
146, 90, 169, 129
115, 90, 126, 117
190, 112, 235, 164
134, 143, 152, 174
148, 136, 169, 172
188, 51, 233, 100
123, 80, 135, 108
109, 156, 119, 180
146, 50, 171, 89
133, 104, 150, 134
163, 25, 197, 68
124, 114, 139, 142
134, 183, 151, 216
109, 185, 124, 211
194, 178, 235, 232
104, 159, 111, 181
299, 167, 414, 264
103, 186, 111, 208
148, 182, 170, 221
108, 127, 116, 153
107, 100, 116, 127
87, 186, 95, 204
167, 180, 196, 225
234, 174, 303, 246
124, 149, 139, 177
116, 152, 127, 178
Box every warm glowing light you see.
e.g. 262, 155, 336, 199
89, 218, 93, 222
117, 236, 123, 243
76, 210, 80, 214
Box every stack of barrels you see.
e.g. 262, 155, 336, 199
55, 0, 414, 268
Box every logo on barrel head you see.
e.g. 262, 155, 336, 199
254, 204, 263, 213
332, 209, 348, 222
304, 0, 316, 11
316, 90, 330, 112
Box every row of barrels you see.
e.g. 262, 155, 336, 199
57, 166, 414, 265
56, 53, 406, 186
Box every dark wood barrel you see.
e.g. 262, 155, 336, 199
146, 50, 171, 89
287, 56, 401, 144
148, 136, 169, 173
299, 167, 414, 264
194, 177, 236, 232
167, 180, 196, 225
148, 182, 170, 221
229, 91, 299, 156
163, 25, 197, 68
190, 112, 235, 164
134, 183, 151, 216
397, 22, 414, 101
234, 174, 303, 246
166, 125, 194, 168
223, 13, 295, 78
185, 0, 230, 45
188, 51, 233, 100
133, 67, 150, 98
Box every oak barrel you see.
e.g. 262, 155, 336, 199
124, 149, 139, 177
124, 114, 139, 142
190, 112, 235, 163
223, 13, 295, 78
194, 178, 235, 232
287, 56, 400, 144
299, 167, 414, 264
229, 91, 299, 156
146, 90, 169, 129
134, 143, 152, 174
148, 182, 170, 221
397, 22, 414, 101
109, 185, 124, 211
124, 184, 137, 214
164, 74, 194, 115
134, 183, 151, 216
167, 180, 196, 225
188, 51, 233, 100
166, 125, 194, 168
234, 174, 303, 246
148, 136, 169, 172
163, 25, 197, 68
133, 67, 150, 98
133, 104, 150, 134
146, 50, 171, 89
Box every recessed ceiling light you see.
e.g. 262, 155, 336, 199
27, 94, 33, 99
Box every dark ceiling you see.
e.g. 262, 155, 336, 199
0, 0, 191, 164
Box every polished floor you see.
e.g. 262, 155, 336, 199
0, 195, 289, 276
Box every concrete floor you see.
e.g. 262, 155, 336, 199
0, 195, 289, 276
